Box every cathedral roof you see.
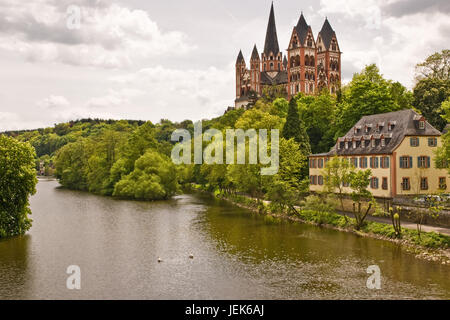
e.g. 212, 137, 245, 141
236, 50, 245, 64
263, 3, 280, 56
251, 45, 260, 60
318, 18, 336, 50
295, 13, 309, 46
260, 71, 288, 85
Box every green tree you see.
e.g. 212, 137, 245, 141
266, 138, 308, 213
349, 169, 373, 230
322, 156, 355, 221
297, 92, 337, 153
282, 98, 311, 156
435, 98, 450, 173
335, 64, 410, 138
0, 135, 37, 238
113, 149, 179, 200
415, 49, 450, 81
413, 78, 450, 131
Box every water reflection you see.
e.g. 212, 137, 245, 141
0, 235, 32, 299
0, 180, 448, 299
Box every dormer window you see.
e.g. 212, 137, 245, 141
365, 125, 372, 133
371, 139, 375, 148
388, 121, 396, 131
361, 140, 365, 148
353, 141, 356, 149
419, 120, 425, 130
345, 142, 349, 149
381, 138, 386, 147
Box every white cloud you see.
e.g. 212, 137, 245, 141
319, 0, 450, 88
106, 65, 234, 121
0, 1, 195, 68
36, 95, 70, 109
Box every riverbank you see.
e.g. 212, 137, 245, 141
206, 190, 450, 266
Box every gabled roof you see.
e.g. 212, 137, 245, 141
312, 109, 442, 157
295, 13, 309, 46
236, 50, 245, 64
260, 71, 288, 85
263, 3, 280, 56
251, 45, 260, 60
318, 18, 336, 50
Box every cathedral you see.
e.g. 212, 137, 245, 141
235, 3, 341, 109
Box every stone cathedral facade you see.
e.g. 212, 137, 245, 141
235, 3, 342, 109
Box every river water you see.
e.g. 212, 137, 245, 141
0, 179, 449, 299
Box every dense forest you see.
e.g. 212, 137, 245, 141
3, 52, 450, 205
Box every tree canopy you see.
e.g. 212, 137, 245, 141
0, 136, 37, 238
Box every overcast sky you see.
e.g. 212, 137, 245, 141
0, 0, 449, 131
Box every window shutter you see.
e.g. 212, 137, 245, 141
375, 157, 378, 168
409, 156, 413, 168
418, 156, 421, 168
427, 156, 431, 168
386, 157, 390, 168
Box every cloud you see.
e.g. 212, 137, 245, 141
106, 65, 234, 121
36, 95, 70, 109
383, 0, 450, 17
0, 0, 194, 68
318, 0, 450, 88
86, 88, 143, 108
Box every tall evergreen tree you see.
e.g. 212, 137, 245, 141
282, 98, 311, 156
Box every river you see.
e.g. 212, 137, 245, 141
0, 179, 449, 299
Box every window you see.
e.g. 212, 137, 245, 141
370, 177, 379, 189
360, 157, 368, 168
428, 138, 437, 147
352, 157, 358, 168
318, 175, 324, 185
381, 138, 386, 147
410, 137, 419, 147
399, 156, 412, 169
371, 139, 375, 148
343, 181, 350, 187
380, 156, 390, 168
420, 177, 428, 190
345, 142, 348, 149
361, 140, 365, 148
370, 157, 379, 169
310, 159, 317, 168
310, 175, 317, 185
439, 177, 447, 190
402, 177, 410, 191
419, 120, 425, 129
318, 158, 324, 168
418, 156, 431, 168
382, 177, 388, 190
353, 141, 356, 149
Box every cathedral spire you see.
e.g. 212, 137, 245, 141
295, 12, 309, 45
263, 3, 280, 56
251, 44, 260, 60
236, 50, 245, 64
319, 18, 336, 50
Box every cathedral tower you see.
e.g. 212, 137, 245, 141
316, 18, 341, 94
261, 3, 283, 74
287, 13, 317, 98
250, 45, 261, 95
